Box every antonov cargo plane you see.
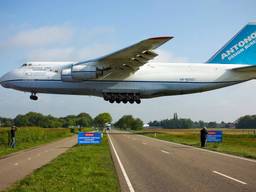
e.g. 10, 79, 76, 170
1, 22, 256, 104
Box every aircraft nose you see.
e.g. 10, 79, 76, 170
0, 72, 10, 88
0, 70, 18, 88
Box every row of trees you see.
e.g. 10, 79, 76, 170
0, 112, 112, 128
1, 112, 256, 129
0, 112, 144, 130
148, 113, 236, 129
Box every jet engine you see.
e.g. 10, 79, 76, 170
61, 62, 103, 82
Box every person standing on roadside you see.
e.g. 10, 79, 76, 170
8, 128, 11, 146
200, 127, 208, 147
10, 126, 17, 148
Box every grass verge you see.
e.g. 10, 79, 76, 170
0, 127, 77, 158
140, 129, 256, 159
4, 135, 120, 192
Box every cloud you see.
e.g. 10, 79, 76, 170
0, 25, 117, 61
78, 27, 116, 43
77, 44, 115, 60
151, 49, 189, 63
2, 25, 73, 48
27, 47, 75, 61
25, 44, 115, 61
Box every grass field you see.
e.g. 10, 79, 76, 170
5, 135, 120, 192
0, 127, 73, 157
140, 128, 256, 159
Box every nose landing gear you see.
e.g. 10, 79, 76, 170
30, 93, 38, 101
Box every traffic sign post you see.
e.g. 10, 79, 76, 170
207, 130, 223, 143
78, 132, 102, 144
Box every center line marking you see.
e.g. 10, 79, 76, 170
108, 134, 135, 192
161, 150, 170, 154
213, 171, 247, 185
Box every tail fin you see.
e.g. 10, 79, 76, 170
207, 22, 256, 65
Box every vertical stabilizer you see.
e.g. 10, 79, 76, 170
207, 22, 256, 65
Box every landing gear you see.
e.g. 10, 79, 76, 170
30, 93, 38, 101
103, 93, 141, 104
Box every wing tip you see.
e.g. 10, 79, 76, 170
148, 36, 173, 41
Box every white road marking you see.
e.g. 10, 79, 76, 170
14, 162, 18, 166
138, 135, 256, 163
108, 134, 135, 192
161, 150, 170, 154
28, 157, 31, 161
213, 171, 247, 185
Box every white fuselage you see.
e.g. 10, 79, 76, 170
0, 62, 255, 99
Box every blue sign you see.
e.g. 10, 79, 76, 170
207, 130, 223, 143
78, 132, 102, 144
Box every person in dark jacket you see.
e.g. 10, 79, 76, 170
200, 127, 208, 147
8, 129, 11, 146
10, 126, 17, 148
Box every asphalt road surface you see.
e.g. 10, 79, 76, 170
0, 135, 77, 191
108, 131, 256, 192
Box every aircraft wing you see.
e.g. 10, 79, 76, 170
94, 36, 173, 79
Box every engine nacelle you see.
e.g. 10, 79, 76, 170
61, 62, 104, 82
71, 63, 98, 80
61, 68, 77, 82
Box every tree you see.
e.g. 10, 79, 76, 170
115, 115, 143, 130
62, 115, 77, 128
13, 112, 63, 128
76, 113, 93, 127
173, 113, 178, 120
14, 114, 30, 126
236, 115, 256, 129
94, 113, 112, 128
198, 120, 205, 128
207, 121, 217, 128
148, 113, 193, 129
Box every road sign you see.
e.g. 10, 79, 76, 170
207, 130, 223, 143
78, 132, 102, 144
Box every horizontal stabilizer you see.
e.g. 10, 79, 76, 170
232, 65, 256, 72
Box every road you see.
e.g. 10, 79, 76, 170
108, 131, 256, 192
0, 135, 77, 191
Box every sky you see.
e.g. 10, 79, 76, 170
0, 0, 256, 123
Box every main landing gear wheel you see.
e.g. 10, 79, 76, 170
103, 93, 141, 104
30, 93, 38, 101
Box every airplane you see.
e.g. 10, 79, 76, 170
1, 22, 256, 104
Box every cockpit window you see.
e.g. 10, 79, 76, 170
21, 63, 32, 67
